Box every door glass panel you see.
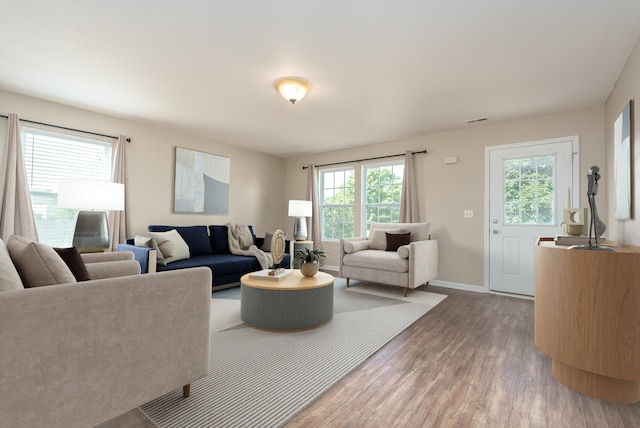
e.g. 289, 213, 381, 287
503, 155, 554, 225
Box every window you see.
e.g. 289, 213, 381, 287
320, 168, 355, 240
318, 160, 406, 240
503, 155, 554, 225
21, 127, 113, 246
363, 162, 404, 233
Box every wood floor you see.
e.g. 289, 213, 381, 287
98, 285, 640, 428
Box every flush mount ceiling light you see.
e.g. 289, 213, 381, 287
274, 76, 311, 104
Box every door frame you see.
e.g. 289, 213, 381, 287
483, 136, 580, 294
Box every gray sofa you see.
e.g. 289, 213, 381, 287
0, 236, 212, 428
339, 222, 438, 296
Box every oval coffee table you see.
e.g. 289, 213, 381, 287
240, 270, 334, 332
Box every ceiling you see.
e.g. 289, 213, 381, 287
1, 1, 640, 158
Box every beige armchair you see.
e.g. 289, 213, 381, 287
339, 222, 438, 296
0, 237, 212, 428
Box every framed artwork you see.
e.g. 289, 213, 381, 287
174, 147, 230, 214
614, 100, 633, 220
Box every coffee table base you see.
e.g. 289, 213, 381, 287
240, 280, 333, 332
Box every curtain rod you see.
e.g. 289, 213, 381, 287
302, 149, 427, 170
0, 114, 130, 143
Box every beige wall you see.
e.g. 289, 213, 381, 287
0, 90, 288, 239
287, 107, 605, 288
0, 88, 612, 290
605, 36, 640, 245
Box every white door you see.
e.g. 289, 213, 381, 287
487, 137, 578, 296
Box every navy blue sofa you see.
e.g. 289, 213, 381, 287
118, 225, 291, 288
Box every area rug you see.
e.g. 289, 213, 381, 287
140, 279, 446, 428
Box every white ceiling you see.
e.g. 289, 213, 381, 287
1, 1, 640, 158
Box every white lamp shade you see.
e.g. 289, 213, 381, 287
288, 200, 312, 217
58, 179, 125, 211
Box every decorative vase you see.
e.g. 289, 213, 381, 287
300, 261, 319, 277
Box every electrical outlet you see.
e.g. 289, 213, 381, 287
464, 210, 474, 219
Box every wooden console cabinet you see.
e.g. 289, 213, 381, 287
534, 238, 640, 403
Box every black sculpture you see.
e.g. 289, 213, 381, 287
569, 166, 614, 251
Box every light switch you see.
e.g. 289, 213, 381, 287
464, 210, 474, 219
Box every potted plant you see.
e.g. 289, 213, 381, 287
293, 247, 328, 277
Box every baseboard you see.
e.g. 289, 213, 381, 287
212, 282, 240, 292
323, 271, 486, 294
321, 265, 339, 274
487, 289, 534, 300
429, 280, 534, 300
429, 279, 486, 293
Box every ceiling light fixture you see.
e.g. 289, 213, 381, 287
274, 76, 311, 104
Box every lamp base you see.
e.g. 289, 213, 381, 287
293, 217, 308, 241
73, 210, 110, 253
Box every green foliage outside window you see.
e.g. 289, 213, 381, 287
322, 169, 355, 239
364, 164, 403, 232
504, 156, 554, 225
320, 163, 405, 240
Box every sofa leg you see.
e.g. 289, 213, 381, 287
183, 384, 191, 398
346, 278, 350, 287
403, 288, 408, 297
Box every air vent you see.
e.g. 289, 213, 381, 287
466, 117, 488, 124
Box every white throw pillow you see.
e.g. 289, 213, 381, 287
369, 222, 430, 242
0, 239, 23, 291
261, 232, 273, 252
369, 228, 403, 250
6, 235, 76, 287
135, 235, 167, 266
147, 229, 190, 264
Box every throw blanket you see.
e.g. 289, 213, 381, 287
226, 222, 272, 269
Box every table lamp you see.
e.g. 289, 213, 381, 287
57, 179, 125, 252
288, 200, 312, 241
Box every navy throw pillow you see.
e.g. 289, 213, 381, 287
247, 225, 257, 244
209, 225, 230, 254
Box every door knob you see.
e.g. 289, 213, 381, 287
492, 229, 499, 234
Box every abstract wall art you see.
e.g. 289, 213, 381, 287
174, 147, 230, 214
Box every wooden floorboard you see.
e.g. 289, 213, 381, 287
285, 286, 640, 428
97, 285, 640, 428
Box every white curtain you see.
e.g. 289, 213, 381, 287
307, 164, 322, 248
399, 150, 419, 222
0, 114, 38, 241
108, 135, 130, 251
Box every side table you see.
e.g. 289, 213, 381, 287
290, 240, 313, 268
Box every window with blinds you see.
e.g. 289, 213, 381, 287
21, 126, 113, 246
